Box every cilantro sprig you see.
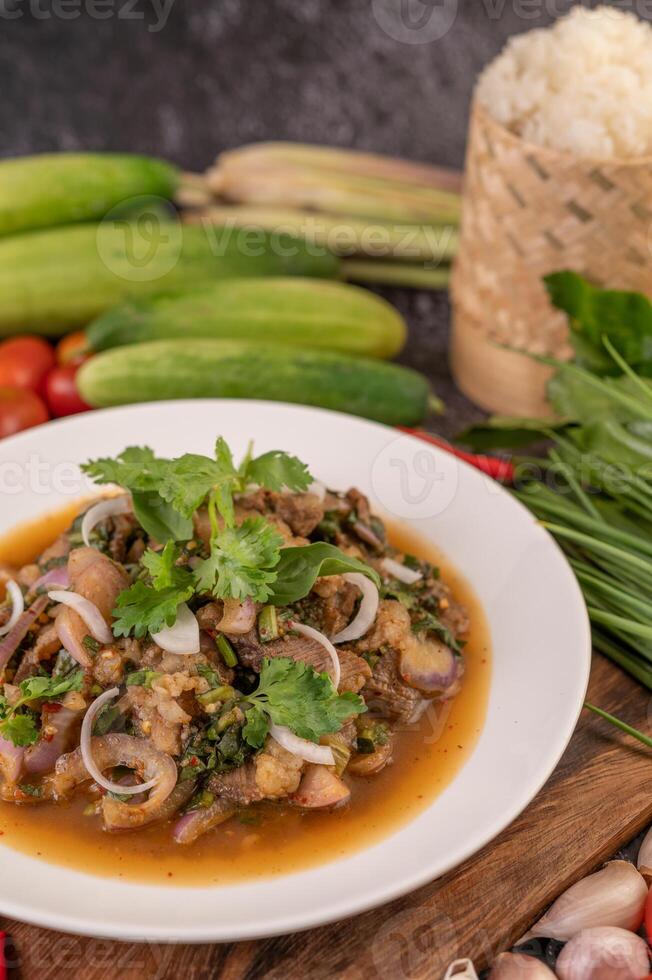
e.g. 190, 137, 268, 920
0, 671, 83, 747
241, 656, 365, 749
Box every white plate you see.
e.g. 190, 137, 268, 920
0, 400, 591, 942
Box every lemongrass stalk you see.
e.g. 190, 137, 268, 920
215, 142, 464, 193
185, 205, 458, 262
585, 702, 652, 748
342, 259, 450, 289
210, 166, 461, 226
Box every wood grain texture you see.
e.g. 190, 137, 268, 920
2, 652, 650, 980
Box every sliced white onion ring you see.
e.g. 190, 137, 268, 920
151, 602, 200, 655
381, 557, 423, 585
269, 722, 335, 767
81, 687, 159, 796
308, 480, 327, 502
0, 581, 24, 637
82, 495, 132, 548
48, 589, 112, 645
331, 572, 379, 644
288, 620, 340, 689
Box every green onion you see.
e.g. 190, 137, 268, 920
257, 605, 279, 643
216, 634, 238, 668
197, 685, 236, 707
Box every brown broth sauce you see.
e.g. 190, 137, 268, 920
0, 503, 491, 886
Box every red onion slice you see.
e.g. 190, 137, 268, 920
269, 722, 334, 766
288, 620, 340, 689
48, 590, 112, 645
0, 596, 48, 672
331, 573, 379, 644
0, 581, 24, 638
381, 557, 422, 585
81, 688, 159, 795
81, 495, 132, 548
31, 566, 70, 593
151, 602, 200, 655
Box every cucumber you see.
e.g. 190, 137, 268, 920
0, 224, 339, 336
78, 339, 432, 426
0, 153, 179, 236
86, 279, 405, 359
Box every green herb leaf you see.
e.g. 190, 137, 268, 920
0, 670, 83, 747
142, 541, 194, 591
112, 580, 192, 639
196, 662, 223, 689
1, 713, 39, 747
269, 542, 381, 606
241, 449, 311, 494
125, 670, 163, 689
545, 271, 652, 375
242, 705, 269, 749
247, 656, 365, 743
159, 452, 234, 521
194, 517, 283, 603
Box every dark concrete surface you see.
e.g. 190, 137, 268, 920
0, 0, 634, 434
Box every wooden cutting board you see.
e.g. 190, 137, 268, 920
2, 651, 650, 980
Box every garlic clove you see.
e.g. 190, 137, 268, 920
488, 952, 557, 978
525, 861, 648, 942
637, 825, 652, 885
443, 960, 479, 980
555, 925, 650, 980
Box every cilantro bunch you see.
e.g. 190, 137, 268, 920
83, 435, 380, 639
85, 438, 310, 636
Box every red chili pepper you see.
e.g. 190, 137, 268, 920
0, 932, 6, 980
398, 428, 515, 484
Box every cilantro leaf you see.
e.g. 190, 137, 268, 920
113, 543, 195, 638
18, 672, 83, 702
158, 453, 233, 521
0, 671, 83, 747
247, 657, 365, 743
113, 581, 192, 638
142, 542, 194, 591
269, 542, 381, 606
81, 446, 167, 492
1, 714, 39, 747
241, 450, 311, 494
242, 706, 269, 749
194, 517, 283, 603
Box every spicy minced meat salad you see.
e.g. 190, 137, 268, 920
0, 437, 468, 845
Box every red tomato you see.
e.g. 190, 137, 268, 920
0, 336, 56, 394
56, 331, 89, 366
44, 364, 91, 418
0, 386, 49, 437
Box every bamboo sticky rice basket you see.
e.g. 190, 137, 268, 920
451, 102, 652, 416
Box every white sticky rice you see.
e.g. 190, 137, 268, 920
475, 6, 652, 159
